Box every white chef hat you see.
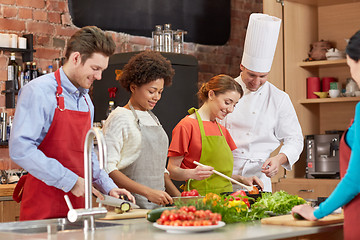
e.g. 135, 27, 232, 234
241, 13, 281, 73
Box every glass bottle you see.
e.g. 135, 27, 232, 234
18, 66, 24, 89
152, 25, 163, 51
173, 30, 186, 53
106, 101, 115, 118
31, 62, 39, 80
24, 62, 31, 81
163, 24, 173, 52
7, 53, 19, 90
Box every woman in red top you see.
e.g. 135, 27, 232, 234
167, 74, 263, 195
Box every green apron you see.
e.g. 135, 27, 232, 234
186, 108, 233, 195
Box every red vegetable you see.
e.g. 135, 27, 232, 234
230, 190, 246, 197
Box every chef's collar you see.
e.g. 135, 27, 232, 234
59, 67, 89, 96
239, 72, 267, 95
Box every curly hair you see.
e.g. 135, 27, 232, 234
119, 50, 175, 91
198, 74, 243, 102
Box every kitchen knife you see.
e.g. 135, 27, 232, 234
97, 194, 140, 209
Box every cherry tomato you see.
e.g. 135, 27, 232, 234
193, 220, 202, 226
187, 212, 195, 221
180, 206, 189, 212
156, 219, 164, 225
188, 205, 196, 213
160, 213, 169, 221
169, 213, 179, 221
189, 189, 199, 196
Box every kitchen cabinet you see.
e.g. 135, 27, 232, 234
0, 198, 20, 222
263, 0, 360, 179
0, 185, 19, 222
273, 178, 340, 199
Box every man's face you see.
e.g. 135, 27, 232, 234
240, 65, 269, 92
72, 52, 109, 89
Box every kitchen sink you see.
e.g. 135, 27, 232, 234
0, 218, 122, 234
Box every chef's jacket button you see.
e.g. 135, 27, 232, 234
252, 112, 256, 114
246, 132, 250, 135
241, 151, 244, 154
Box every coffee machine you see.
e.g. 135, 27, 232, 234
306, 133, 342, 179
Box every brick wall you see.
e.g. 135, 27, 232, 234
0, 0, 262, 169
0, 0, 262, 114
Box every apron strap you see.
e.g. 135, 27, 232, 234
55, 69, 65, 111
128, 102, 161, 126
12, 175, 27, 203
190, 107, 224, 140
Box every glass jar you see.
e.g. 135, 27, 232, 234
152, 25, 163, 52
163, 24, 173, 52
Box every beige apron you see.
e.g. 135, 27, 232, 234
121, 104, 168, 209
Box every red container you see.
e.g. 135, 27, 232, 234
307, 77, 321, 99
322, 77, 337, 92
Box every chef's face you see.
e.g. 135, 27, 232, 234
240, 65, 269, 92
72, 52, 109, 89
130, 78, 164, 111
208, 90, 240, 120
347, 55, 360, 85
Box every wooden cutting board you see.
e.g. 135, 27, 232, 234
261, 213, 344, 227
100, 208, 149, 220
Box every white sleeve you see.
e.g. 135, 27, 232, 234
276, 94, 304, 170
102, 109, 141, 173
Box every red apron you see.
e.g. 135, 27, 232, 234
340, 119, 360, 240
13, 69, 91, 221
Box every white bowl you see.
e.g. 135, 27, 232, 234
329, 89, 340, 98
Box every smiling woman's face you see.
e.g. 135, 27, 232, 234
129, 78, 164, 111
208, 90, 241, 120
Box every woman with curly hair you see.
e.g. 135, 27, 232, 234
102, 51, 180, 209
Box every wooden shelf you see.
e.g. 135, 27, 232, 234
299, 96, 360, 104
298, 59, 347, 67
285, 0, 360, 7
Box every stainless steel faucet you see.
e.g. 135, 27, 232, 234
64, 127, 108, 232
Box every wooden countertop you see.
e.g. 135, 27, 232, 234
0, 184, 16, 197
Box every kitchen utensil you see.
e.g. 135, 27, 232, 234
307, 77, 321, 99
329, 89, 340, 98
313, 92, 328, 98
322, 77, 337, 92
193, 161, 253, 192
96, 194, 140, 209
99, 208, 149, 220
325, 48, 345, 60
345, 78, 359, 97
153, 221, 225, 233
261, 213, 343, 227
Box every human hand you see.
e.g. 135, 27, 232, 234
240, 175, 264, 190
109, 188, 136, 204
190, 164, 214, 180
261, 154, 287, 178
146, 189, 173, 206
70, 177, 102, 199
291, 204, 317, 221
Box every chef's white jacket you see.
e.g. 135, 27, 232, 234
221, 75, 304, 191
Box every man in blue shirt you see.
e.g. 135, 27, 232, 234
9, 26, 134, 220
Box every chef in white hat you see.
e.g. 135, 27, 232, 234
221, 13, 304, 192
